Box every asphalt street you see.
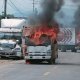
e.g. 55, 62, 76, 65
0, 52, 80, 80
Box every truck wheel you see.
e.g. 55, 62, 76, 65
71, 49, 77, 52
57, 54, 58, 58
48, 59, 55, 64
1, 56, 6, 59
61, 49, 66, 52
25, 60, 31, 64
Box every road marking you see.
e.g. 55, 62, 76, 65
43, 66, 58, 76
43, 72, 50, 76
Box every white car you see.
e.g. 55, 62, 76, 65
0, 40, 22, 59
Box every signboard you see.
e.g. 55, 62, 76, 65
57, 28, 75, 45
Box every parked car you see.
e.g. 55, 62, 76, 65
0, 40, 23, 59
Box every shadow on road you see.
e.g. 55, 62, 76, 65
56, 62, 80, 66
25, 61, 80, 66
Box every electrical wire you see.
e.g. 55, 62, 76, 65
8, 1, 27, 19
9, 0, 25, 17
8, 2, 15, 11
0, 1, 4, 13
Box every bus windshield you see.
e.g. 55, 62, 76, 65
0, 32, 21, 40
0, 43, 16, 49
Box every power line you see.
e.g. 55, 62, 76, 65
7, 1, 17, 15
6, 2, 28, 18
9, 0, 25, 17
8, 1, 14, 10
0, 1, 4, 12
31, 0, 40, 12
33, 0, 35, 12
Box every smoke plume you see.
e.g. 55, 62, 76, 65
72, 0, 80, 28
28, 0, 64, 26
39, 0, 64, 25
26, 0, 64, 45
72, 0, 80, 3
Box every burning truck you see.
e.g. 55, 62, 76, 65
22, 0, 63, 64
22, 24, 59, 64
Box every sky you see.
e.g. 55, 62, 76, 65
0, 0, 79, 27
0, 0, 40, 17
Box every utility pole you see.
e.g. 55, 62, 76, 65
32, 0, 38, 14
4, 0, 7, 18
33, 0, 35, 12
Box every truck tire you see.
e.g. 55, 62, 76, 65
25, 60, 31, 64
71, 49, 77, 52
50, 40, 58, 64
48, 59, 55, 64
25, 60, 36, 64
61, 48, 66, 52
1, 56, 6, 59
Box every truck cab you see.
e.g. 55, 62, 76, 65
22, 26, 58, 64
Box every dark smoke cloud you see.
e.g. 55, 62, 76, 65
26, 0, 64, 45
73, 6, 80, 36
72, 0, 80, 28
28, 0, 64, 26
72, 0, 80, 3
72, 0, 80, 33
39, 0, 64, 25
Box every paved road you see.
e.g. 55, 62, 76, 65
0, 52, 80, 80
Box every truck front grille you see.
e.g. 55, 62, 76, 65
29, 54, 46, 56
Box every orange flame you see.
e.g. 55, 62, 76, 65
23, 24, 59, 45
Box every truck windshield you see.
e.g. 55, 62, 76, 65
25, 37, 51, 46
0, 32, 22, 44
0, 32, 21, 39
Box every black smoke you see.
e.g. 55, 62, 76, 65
28, 0, 64, 26
26, 0, 64, 45
72, 0, 80, 3
72, 0, 80, 33
39, 0, 64, 25
72, 0, 80, 27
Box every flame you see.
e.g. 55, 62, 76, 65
23, 23, 59, 45
29, 25, 59, 45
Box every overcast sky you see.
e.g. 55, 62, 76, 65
0, 0, 79, 27
0, 0, 40, 17
0, 0, 77, 16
